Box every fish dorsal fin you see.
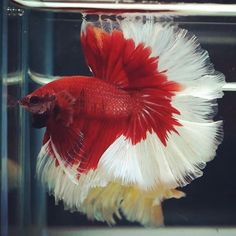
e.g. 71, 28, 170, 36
81, 23, 167, 89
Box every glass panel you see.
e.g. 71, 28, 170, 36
0, 1, 9, 236
9, 1, 236, 17
10, 0, 236, 3
2, 2, 236, 235
1, 3, 46, 236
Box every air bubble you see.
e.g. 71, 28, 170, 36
7, 7, 24, 17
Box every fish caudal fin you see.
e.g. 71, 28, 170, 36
37, 17, 225, 226
81, 19, 224, 189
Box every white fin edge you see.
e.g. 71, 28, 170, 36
36, 141, 184, 226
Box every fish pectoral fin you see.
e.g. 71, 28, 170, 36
55, 90, 76, 127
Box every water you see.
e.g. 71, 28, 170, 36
1, 2, 236, 236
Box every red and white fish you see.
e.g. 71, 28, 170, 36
19, 17, 225, 226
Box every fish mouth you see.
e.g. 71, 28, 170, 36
18, 97, 29, 107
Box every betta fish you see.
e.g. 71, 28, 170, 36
19, 17, 225, 226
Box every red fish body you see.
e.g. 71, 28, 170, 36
44, 76, 132, 119
20, 18, 225, 226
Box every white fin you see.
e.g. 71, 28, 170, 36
121, 20, 225, 99
98, 117, 222, 189
36, 146, 184, 226
97, 19, 224, 189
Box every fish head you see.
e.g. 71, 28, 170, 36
19, 89, 56, 115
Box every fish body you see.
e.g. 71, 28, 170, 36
30, 76, 132, 120
20, 18, 225, 226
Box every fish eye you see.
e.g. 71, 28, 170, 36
30, 96, 40, 104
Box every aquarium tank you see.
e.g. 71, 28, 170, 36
1, 0, 236, 236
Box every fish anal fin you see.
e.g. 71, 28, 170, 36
76, 120, 125, 173
47, 116, 125, 178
